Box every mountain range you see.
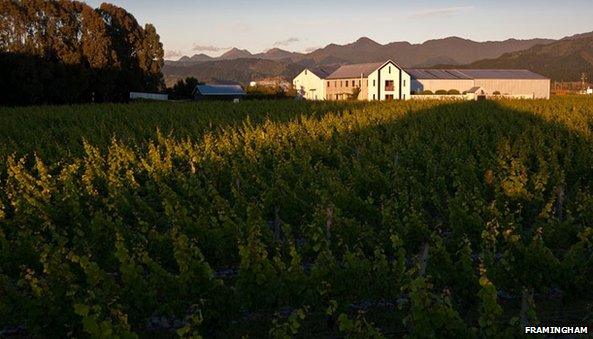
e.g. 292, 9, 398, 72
174, 47, 302, 64
163, 32, 593, 86
164, 58, 303, 86
461, 32, 593, 82
168, 36, 554, 67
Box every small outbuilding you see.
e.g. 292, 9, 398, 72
130, 92, 168, 101
194, 84, 246, 101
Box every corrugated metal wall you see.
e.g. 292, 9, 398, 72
474, 79, 550, 99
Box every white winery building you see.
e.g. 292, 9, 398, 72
293, 62, 550, 100
294, 60, 411, 101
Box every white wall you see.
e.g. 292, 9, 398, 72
130, 92, 168, 101
412, 78, 550, 99
474, 79, 550, 99
367, 61, 411, 101
292, 69, 325, 100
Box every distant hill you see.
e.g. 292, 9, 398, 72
163, 35, 566, 86
254, 48, 303, 61
163, 58, 303, 87
464, 32, 593, 81
180, 53, 213, 63
220, 48, 254, 60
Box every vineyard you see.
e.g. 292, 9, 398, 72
1, 98, 593, 338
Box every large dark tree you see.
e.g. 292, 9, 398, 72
0, 0, 164, 105
169, 77, 201, 100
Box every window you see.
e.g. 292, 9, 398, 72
373, 94, 376, 100
386, 94, 394, 101
340, 81, 343, 87
327, 82, 330, 87
352, 80, 355, 87
373, 80, 376, 86
345, 81, 348, 87
385, 80, 394, 91
403, 80, 406, 87
358, 80, 361, 86
335, 94, 339, 100
366, 80, 368, 86
334, 81, 337, 87
388, 66, 391, 74
305, 70, 308, 75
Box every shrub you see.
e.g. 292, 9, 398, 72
435, 90, 447, 95
447, 89, 460, 95
493, 91, 501, 96
421, 90, 433, 95
349, 87, 361, 100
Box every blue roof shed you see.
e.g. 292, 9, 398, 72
194, 84, 246, 100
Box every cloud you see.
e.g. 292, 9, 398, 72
164, 50, 182, 59
273, 37, 299, 47
192, 44, 229, 52
409, 6, 474, 18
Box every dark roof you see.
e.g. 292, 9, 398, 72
461, 69, 549, 80
406, 69, 548, 80
327, 62, 384, 79
309, 66, 338, 79
405, 69, 472, 80
196, 84, 246, 96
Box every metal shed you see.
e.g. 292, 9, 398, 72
194, 84, 246, 101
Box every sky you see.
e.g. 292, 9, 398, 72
84, 0, 593, 60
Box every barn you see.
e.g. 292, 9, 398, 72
407, 69, 550, 99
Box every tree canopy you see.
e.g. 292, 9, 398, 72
0, 0, 164, 105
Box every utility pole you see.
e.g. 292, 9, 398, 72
581, 73, 588, 91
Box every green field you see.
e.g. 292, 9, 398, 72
1, 98, 593, 337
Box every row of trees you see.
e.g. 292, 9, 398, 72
246, 83, 297, 99
0, 0, 164, 105
166, 77, 299, 100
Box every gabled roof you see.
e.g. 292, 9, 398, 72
406, 69, 548, 80
196, 84, 246, 96
309, 66, 338, 79
326, 62, 383, 79
327, 60, 404, 79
